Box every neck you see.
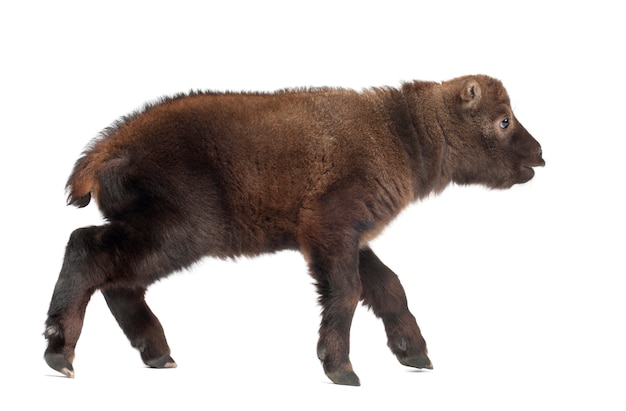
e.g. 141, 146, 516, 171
379, 82, 451, 200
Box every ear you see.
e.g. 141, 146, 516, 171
460, 79, 481, 109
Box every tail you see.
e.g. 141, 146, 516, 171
65, 150, 104, 208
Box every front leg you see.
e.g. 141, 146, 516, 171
359, 246, 433, 370
304, 239, 362, 386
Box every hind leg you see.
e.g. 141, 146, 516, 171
358, 246, 432, 370
44, 222, 177, 377
44, 226, 107, 377
102, 286, 176, 369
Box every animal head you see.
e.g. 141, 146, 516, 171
441, 75, 545, 189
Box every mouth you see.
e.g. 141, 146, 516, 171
519, 166, 536, 183
526, 157, 546, 168
519, 158, 545, 183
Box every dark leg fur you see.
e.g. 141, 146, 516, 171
44, 219, 190, 377
44, 226, 104, 377
308, 240, 362, 386
102, 286, 176, 369
359, 247, 432, 370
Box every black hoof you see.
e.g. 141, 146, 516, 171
146, 354, 177, 369
398, 352, 433, 370
326, 369, 361, 386
45, 352, 75, 378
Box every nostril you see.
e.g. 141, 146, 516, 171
537, 147, 546, 166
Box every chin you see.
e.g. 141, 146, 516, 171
518, 166, 536, 184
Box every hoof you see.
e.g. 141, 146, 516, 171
398, 352, 433, 370
146, 354, 177, 369
326, 369, 361, 386
45, 352, 75, 378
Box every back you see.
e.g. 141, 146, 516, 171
70, 88, 413, 255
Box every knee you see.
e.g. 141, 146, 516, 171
66, 226, 99, 254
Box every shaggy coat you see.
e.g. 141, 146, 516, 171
44, 75, 544, 385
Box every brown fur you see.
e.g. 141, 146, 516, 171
44, 75, 544, 385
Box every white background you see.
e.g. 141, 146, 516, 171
2, 1, 624, 409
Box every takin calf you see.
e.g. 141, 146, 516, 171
44, 75, 544, 385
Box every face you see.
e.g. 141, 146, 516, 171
493, 112, 545, 186
448, 75, 545, 189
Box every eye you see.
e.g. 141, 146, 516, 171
499, 118, 510, 129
